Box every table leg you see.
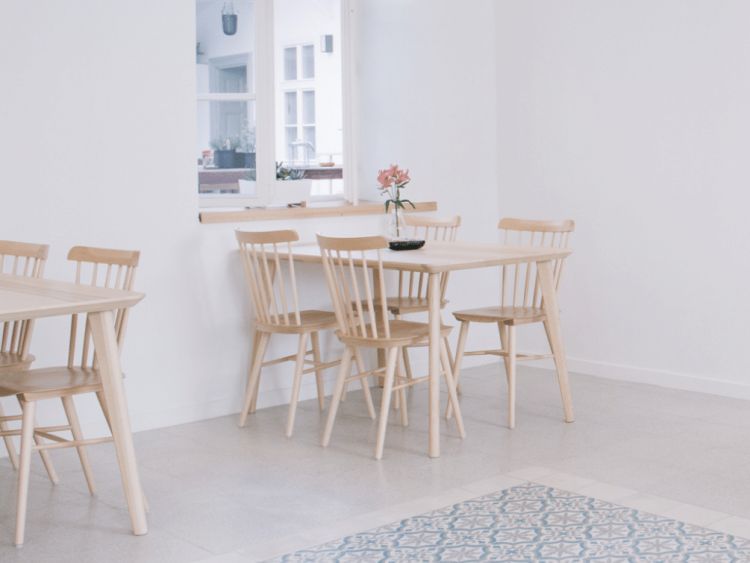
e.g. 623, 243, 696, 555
427, 273, 440, 458
89, 310, 148, 535
537, 260, 575, 423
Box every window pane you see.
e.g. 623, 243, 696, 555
285, 127, 297, 161
196, 0, 254, 94
301, 44, 315, 79
197, 100, 256, 194
302, 91, 315, 124
284, 91, 297, 125
196, 0, 256, 197
303, 126, 316, 153
284, 47, 297, 80
275, 0, 343, 195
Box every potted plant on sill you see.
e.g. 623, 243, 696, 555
275, 161, 311, 207
211, 137, 239, 169
235, 124, 256, 169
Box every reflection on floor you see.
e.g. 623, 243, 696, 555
1, 363, 750, 562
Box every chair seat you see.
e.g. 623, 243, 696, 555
340, 319, 452, 348
383, 296, 449, 315
0, 367, 101, 400
0, 353, 35, 374
453, 306, 546, 325
256, 309, 338, 334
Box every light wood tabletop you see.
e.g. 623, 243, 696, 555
286, 241, 571, 273
0, 273, 148, 536
284, 239, 574, 458
0, 274, 144, 321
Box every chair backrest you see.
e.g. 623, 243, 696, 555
236, 230, 303, 327
67, 246, 140, 368
403, 215, 461, 242
317, 234, 391, 340
0, 240, 49, 359
399, 215, 462, 304
498, 218, 575, 309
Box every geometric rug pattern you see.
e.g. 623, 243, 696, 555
269, 482, 750, 562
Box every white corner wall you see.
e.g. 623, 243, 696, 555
0, 0, 500, 443
495, 1, 750, 397
354, 0, 501, 370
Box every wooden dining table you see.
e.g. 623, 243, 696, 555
286, 240, 575, 458
0, 273, 148, 535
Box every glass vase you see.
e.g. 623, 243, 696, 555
387, 207, 406, 241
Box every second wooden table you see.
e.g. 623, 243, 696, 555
285, 240, 574, 458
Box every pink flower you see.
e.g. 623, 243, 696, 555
395, 169, 410, 186
377, 169, 392, 189
376, 164, 410, 192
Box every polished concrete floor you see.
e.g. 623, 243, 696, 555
1, 363, 750, 562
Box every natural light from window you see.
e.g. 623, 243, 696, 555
196, 0, 344, 205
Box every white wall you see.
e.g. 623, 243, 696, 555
495, 1, 750, 397
0, 0, 501, 446
355, 0, 501, 364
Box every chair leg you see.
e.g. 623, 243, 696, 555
353, 349, 376, 420
17, 396, 58, 485
250, 333, 270, 414
34, 433, 58, 485
442, 335, 455, 390
285, 333, 309, 438
497, 322, 513, 386
440, 339, 465, 438
310, 331, 325, 411
322, 347, 353, 447
396, 348, 408, 427
0, 401, 19, 470
96, 391, 112, 430
374, 347, 398, 460
239, 332, 270, 427
401, 347, 413, 381
543, 320, 558, 372
506, 325, 517, 429
15, 399, 35, 547
61, 396, 96, 495
446, 321, 470, 420
392, 354, 401, 412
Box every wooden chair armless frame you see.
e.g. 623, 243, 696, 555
236, 230, 375, 438
0, 240, 49, 470
317, 233, 464, 459
448, 218, 575, 429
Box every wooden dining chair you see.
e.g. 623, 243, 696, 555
0, 241, 49, 374
317, 234, 465, 460
0, 240, 55, 476
385, 215, 461, 381
447, 218, 574, 429
0, 245, 140, 546
236, 230, 375, 438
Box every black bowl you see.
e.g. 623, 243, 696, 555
388, 239, 425, 251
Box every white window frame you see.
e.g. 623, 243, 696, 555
199, 0, 357, 209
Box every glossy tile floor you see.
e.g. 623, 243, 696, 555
2, 363, 750, 562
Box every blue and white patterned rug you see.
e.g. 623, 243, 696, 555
269, 482, 750, 562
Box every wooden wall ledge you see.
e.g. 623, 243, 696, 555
199, 200, 438, 224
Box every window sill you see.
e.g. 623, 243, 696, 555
198, 200, 438, 224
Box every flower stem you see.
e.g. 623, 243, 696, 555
394, 185, 400, 238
